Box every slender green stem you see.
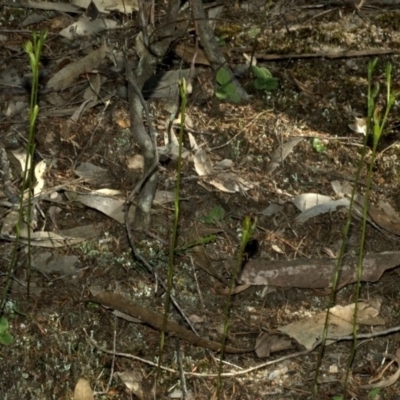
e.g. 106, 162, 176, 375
0, 31, 46, 311
157, 79, 188, 372
312, 58, 400, 398
216, 216, 256, 396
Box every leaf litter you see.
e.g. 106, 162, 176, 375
2, 1, 400, 398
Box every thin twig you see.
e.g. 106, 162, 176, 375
87, 325, 400, 378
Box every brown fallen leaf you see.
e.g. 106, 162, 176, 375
74, 378, 94, 400
239, 252, 400, 291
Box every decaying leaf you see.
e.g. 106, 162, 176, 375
348, 116, 367, 135
73, 378, 94, 400
34, 160, 47, 196
331, 181, 400, 236
114, 370, 144, 399
255, 332, 292, 358
143, 69, 199, 99
32, 252, 79, 275
74, 162, 112, 185
265, 138, 302, 175
193, 149, 253, 192
292, 193, 350, 224
209, 172, 254, 193
60, 16, 118, 39
46, 43, 108, 90
239, 251, 400, 291
9, 148, 32, 177
193, 148, 214, 176
173, 42, 210, 66
73, 0, 138, 14
18, 224, 101, 248
83, 73, 101, 101
279, 301, 384, 351
65, 189, 174, 224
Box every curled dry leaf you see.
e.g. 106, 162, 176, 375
194, 148, 214, 176
114, 370, 144, 399
265, 137, 302, 175
348, 116, 367, 135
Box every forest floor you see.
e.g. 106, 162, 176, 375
1, 0, 400, 399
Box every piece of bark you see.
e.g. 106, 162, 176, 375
127, 0, 181, 229
238, 252, 400, 290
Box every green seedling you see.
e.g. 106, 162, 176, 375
0, 316, 13, 346
216, 67, 241, 103
251, 65, 279, 91
312, 138, 327, 153
202, 205, 225, 225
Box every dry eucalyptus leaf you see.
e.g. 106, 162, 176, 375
265, 138, 303, 175
65, 191, 135, 224
34, 160, 47, 196
83, 73, 101, 101
209, 172, 253, 193
214, 159, 233, 170
9, 149, 31, 177
279, 301, 383, 350
348, 116, 367, 135
46, 43, 108, 90
32, 252, 79, 275
194, 148, 214, 176
114, 370, 144, 399
73, 378, 94, 400
73, 0, 138, 14
378, 200, 400, 224
60, 15, 118, 39
74, 162, 112, 185
255, 332, 292, 358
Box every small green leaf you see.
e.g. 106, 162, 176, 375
263, 78, 279, 91
229, 92, 241, 103
216, 90, 228, 100
312, 138, 326, 153
251, 65, 272, 80
224, 83, 236, 95
216, 67, 231, 86
254, 79, 268, 90
0, 332, 13, 346
0, 316, 9, 334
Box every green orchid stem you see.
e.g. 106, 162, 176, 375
313, 59, 400, 398
1, 31, 46, 312
157, 78, 188, 374
216, 216, 256, 396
